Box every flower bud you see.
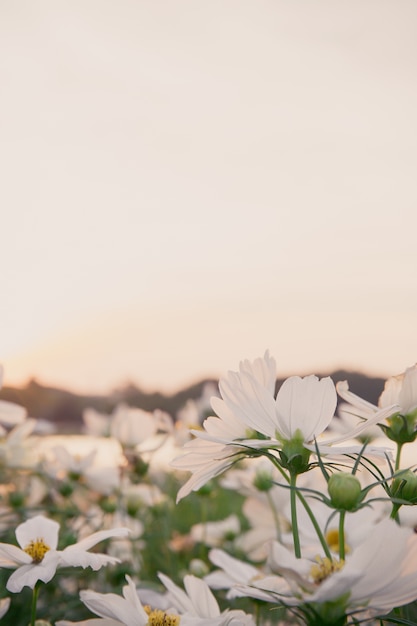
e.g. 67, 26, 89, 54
189, 558, 209, 577
254, 469, 274, 492
392, 470, 417, 503
328, 472, 362, 511
279, 432, 311, 475
381, 413, 417, 444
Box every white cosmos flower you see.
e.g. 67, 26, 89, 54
217, 355, 396, 451
57, 572, 255, 626
337, 364, 417, 424
173, 352, 396, 501
111, 404, 172, 449
0, 514, 129, 593
190, 514, 240, 547
0, 418, 39, 468
379, 364, 417, 413
226, 518, 417, 620
157, 572, 256, 625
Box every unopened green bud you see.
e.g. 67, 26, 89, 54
58, 482, 74, 497
100, 496, 117, 513
382, 413, 417, 444
279, 431, 311, 475
189, 558, 209, 577
328, 472, 362, 511
254, 470, 274, 492
392, 470, 417, 503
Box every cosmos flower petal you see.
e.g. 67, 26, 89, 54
121, 576, 148, 617
183, 575, 221, 617
321, 404, 399, 446
399, 365, 417, 413
15, 515, 60, 551
276, 375, 337, 441
66, 528, 130, 553
60, 549, 121, 570
0, 543, 31, 567
219, 370, 278, 438
158, 572, 195, 613
80, 588, 147, 626
6, 550, 61, 592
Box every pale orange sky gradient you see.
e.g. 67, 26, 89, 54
1, 1, 417, 393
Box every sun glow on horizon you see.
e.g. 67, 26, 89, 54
1, 1, 417, 395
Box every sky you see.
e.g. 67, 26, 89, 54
1, 0, 417, 394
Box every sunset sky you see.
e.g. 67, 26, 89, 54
1, 1, 417, 394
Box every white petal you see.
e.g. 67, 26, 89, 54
337, 380, 378, 413
208, 549, 259, 584
399, 365, 417, 413
0, 400, 27, 426
80, 589, 147, 626
276, 376, 337, 441
6, 551, 60, 592
183, 575, 221, 618
0, 543, 31, 567
68, 527, 130, 552
219, 371, 278, 438
158, 572, 195, 613
59, 549, 121, 570
15, 515, 60, 551
379, 374, 403, 409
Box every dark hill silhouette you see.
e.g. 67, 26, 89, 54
0, 371, 386, 433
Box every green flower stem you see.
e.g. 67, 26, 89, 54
290, 473, 301, 558
339, 510, 346, 561
295, 490, 332, 560
31, 582, 40, 626
263, 450, 332, 559
395, 443, 403, 471
390, 502, 401, 522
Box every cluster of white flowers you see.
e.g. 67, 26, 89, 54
1, 356, 417, 626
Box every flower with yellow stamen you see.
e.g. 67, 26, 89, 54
0, 514, 129, 593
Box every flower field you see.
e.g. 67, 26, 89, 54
1, 353, 417, 625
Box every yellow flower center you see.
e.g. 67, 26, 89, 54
24, 539, 50, 564
325, 528, 351, 555
310, 556, 344, 583
144, 606, 180, 626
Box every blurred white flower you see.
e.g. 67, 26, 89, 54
0, 514, 129, 593
379, 365, 417, 413
57, 574, 177, 626
111, 404, 172, 448
57, 572, 256, 626
336, 365, 417, 425
157, 572, 256, 625
0, 400, 27, 429
83, 407, 112, 437
205, 548, 263, 600
176, 382, 219, 427
0, 418, 39, 469
190, 514, 240, 547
